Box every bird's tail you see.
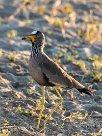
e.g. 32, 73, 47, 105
77, 87, 93, 95
68, 75, 94, 95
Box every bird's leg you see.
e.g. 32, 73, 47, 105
44, 87, 63, 128
37, 86, 45, 129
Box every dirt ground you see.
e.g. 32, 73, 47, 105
0, 0, 102, 136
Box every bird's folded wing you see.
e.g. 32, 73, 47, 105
39, 55, 73, 87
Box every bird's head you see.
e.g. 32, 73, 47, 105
22, 30, 45, 48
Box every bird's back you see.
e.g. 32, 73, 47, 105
36, 52, 84, 89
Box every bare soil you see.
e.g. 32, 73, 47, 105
0, 0, 102, 136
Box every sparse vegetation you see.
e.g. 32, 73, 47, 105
67, 55, 87, 72
90, 128, 102, 136
67, 55, 75, 63
69, 112, 88, 122
34, 5, 46, 15
16, 104, 36, 116
6, 30, 17, 39
77, 19, 102, 44
87, 55, 102, 82
6, 53, 19, 62
0, 130, 11, 136
75, 60, 86, 71
88, 55, 101, 62
0, 0, 101, 135
91, 67, 102, 82
0, 17, 6, 24
3, 119, 9, 126
60, 3, 75, 15
45, 29, 53, 35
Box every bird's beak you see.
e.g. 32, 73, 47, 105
22, 35, 36, 43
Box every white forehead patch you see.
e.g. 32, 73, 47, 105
31, 31, 37, 35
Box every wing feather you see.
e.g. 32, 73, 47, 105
39, 53, 73, 87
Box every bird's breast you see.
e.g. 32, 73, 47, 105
28, 57, 44, 85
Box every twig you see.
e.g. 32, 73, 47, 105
8, 0, 29, 21
36, 127, 46, 135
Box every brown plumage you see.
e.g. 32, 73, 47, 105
22, 30, 93, 128
30, 51, 93, 95
22, 30, 92, 95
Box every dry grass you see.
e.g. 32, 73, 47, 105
6, 30, 17, 39
69, 112, 88, 122
88, 55, 102, 82
0, 130, 11, 136
6, 53, 19, 62
78, 21, 102, 44
0, 0, 102, 135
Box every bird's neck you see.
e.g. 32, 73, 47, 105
31, 42, 44, 57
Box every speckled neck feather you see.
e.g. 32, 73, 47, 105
31, 32, 45, 57
31, 41, 44, 57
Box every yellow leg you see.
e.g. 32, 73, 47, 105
44, 87, 63, 128
37, 86, 45, 129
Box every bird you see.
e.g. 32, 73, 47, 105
22, 30, 93, 129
